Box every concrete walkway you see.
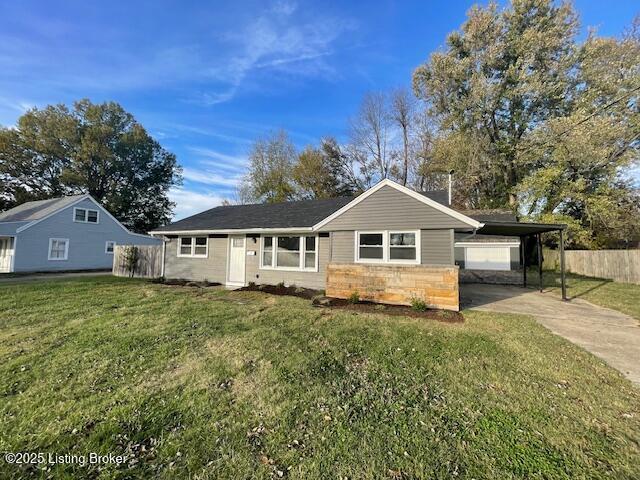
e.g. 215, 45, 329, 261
0, 271, 112, 284
461, 284, 640, 385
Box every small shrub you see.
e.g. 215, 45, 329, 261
276, 281, 286, 289
122, 246, 140, 278
348, 291, 360, 304
248, 281, 256, 288
410, 297, 429, 312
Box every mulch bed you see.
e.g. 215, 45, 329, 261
237, 283, 320, 300
238, 283, 464, 322
325, 298, 464, 323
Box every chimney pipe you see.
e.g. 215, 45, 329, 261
448, 170, 454, 206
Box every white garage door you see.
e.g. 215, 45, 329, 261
465, 246, 511, 271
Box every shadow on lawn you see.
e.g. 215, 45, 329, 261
538, 270, 613, 301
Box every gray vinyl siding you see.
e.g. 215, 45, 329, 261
163, 236, 228, 282
421, 230, 454, 265
12, 198, 159, 272
330, 229, 454, 266
330, 231, 354, 263
318, 185, 472, 231
164, 234, 330, 289
245, 235, 330, 290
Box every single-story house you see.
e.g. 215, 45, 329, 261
0, 194, 160, 273
151, 179, 567, 310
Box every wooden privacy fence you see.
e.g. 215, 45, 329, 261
112, 245, 163, 278
544, 248, 640, 284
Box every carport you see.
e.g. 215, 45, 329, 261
472, 221, 568, 300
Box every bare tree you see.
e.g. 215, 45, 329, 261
349, 92, 393, 181
390, 88, 415, 186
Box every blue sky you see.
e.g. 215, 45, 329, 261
1, 1, 637, 219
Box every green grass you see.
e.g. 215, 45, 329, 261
1, 276, 639, 479
531, 269, 640, 320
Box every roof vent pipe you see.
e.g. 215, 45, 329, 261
448, 170, 454, 206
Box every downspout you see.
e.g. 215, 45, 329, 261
10, 235, 17, 273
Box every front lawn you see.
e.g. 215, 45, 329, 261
534, 270, 640, 320
1, 277, 638, 479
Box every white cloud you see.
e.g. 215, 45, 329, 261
0, 2, 355, 106
198, 4, 351, 104
169, 187, 226, 220
182, 167, 243, 187
271, 0, 298, 16
186, 147, 248, 178
187, 147, 247, 165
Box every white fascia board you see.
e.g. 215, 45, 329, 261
312, 178, 483, 231
455, 241, 520, 247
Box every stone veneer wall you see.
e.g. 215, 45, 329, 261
326, 263, 459, 311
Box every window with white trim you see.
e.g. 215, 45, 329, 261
304, 236, 316, 269
74, 207, 99, 223
358, 233, 384, 261
48, 238, 69, 261
355, 230, 420, 264
260, 235, 318, 271
262, 236, 273, 267
105, 241, 116, 254
177, 236, 208, 258
389, 232, 416, 260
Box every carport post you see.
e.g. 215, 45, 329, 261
537, 234, 543, 292
559, 229, 567, 301
521, 236, 527, 288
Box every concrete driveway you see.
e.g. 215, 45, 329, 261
461, 284, 640, 385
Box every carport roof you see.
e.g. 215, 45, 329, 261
476, 221, 566, 236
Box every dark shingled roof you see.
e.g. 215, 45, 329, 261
419, 189, 449, 206
157, 197, 355, 231
156, 191, 520, 233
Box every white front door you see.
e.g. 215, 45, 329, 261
227, 235, 246, 285
465, 246, 511, 271
0, 237, 13, 273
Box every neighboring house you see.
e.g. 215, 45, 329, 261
0, 195, 160, 273
151, 179, 565, 310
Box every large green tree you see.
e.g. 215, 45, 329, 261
413, 0, 640, 247
517, 31, 640, 248
240, 133, 356, 204
413, 0, 578, 209
0, 99, 181, 232
241, 130, 298, 203
293, 139, 356, 199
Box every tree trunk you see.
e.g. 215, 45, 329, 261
401, 126, 409, 186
